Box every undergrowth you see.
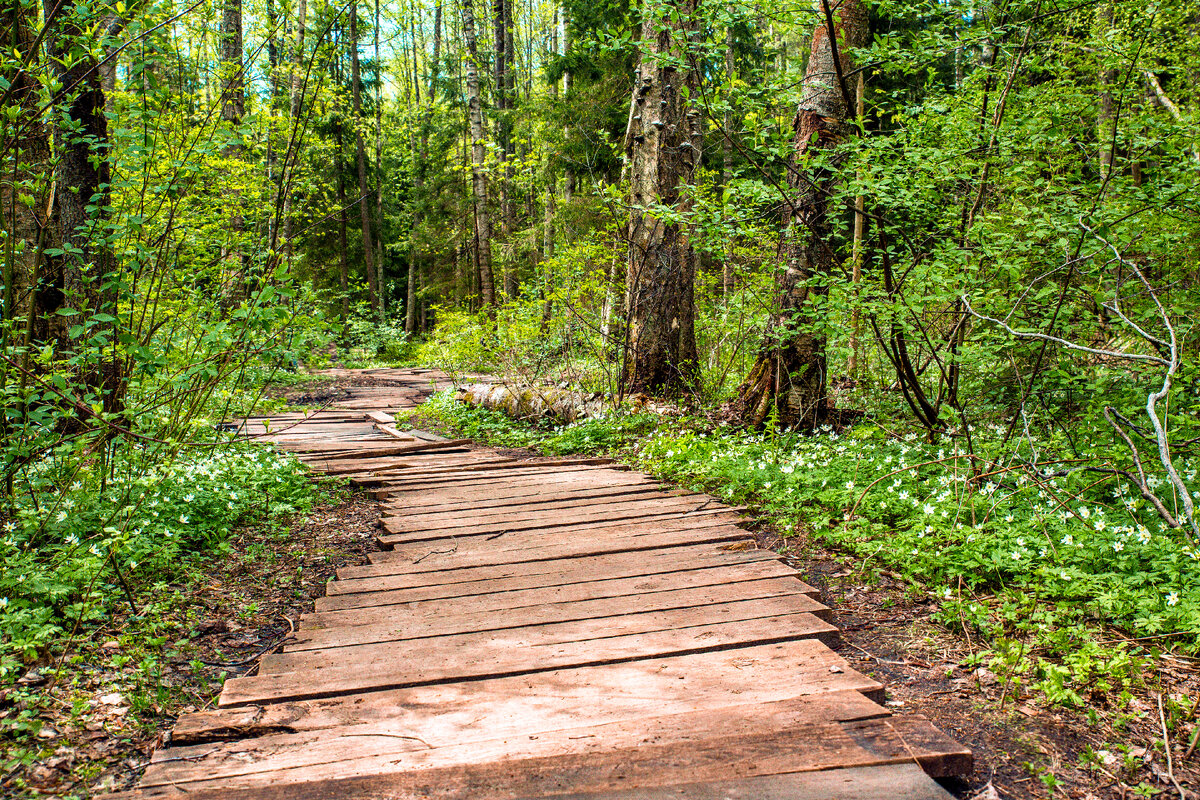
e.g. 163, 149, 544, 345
415, 390, 1200, 708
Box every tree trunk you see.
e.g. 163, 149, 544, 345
350, 1, 380, 315
847, 72, 866, 382
374, 0, 385, 310
1096, 2, 1115, 182
334, 114, 351, 325
736, 0, 869, 429
494, 0, 517, 297
463, 0, 496, 308
220, 0, 247, 302
621, 0, 701, 397
47, 14, 125, 418
281, 0, 307, 260
721, 23, 735, 298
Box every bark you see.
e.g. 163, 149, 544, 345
561, 9, 575, 199
462, 0, 496, 307
2, 2, 55, 340
721, 23, 735, 298
1096, 2, 1115, 181
373, 0, 385, 307
46, 13, 125, 417
736, 0, 869, 429
350, 1, 380, 314
220, 0, 247, 302
847, 72, 866, 382
334, 114, 351, 325
621, 0, 702, 397
494, 0, 516, 297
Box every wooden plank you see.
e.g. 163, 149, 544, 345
284, 592, 832, 655
375, 424, 419, 441
376, 507, 746, 547
511, 765, 955, 800
294, 580, 828, 650
317, 552, 799, 611
373, 470, 652, 499
130, 710, 967, 796
364, 411, 395, 424
384, 482, 665, 517
220, 611, 839, 706
170, 642, 882, 744
355, 522, 752, 577
328, 543, 786, 598
360, 461, 626, 486
142, 694, 888, 788
382, 492, 710, 529
381, 494, 730, 532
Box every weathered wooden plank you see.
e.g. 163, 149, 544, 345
130, 710, 968, 796
144, 694, 888, 787
294, 581, 829, 653
507, 765, 955, 800
373, 470, 652, 500
382, 492, 713, 530
330, 541, 781, 595
318, 553, 798, 610
355, 522, 752, 577
385, 482, 665, 517
359, 461, 627, 486
169, 642, 882, 745
220, 611, 839, 706
377, 506, 744, 546
283, 593, 832, 659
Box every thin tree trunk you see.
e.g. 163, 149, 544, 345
1096, 1, 1115, 182
463, 0, 495, 307
220, 0, 246, 301
374, 0, 385, 310
494, 0, 516, 297
334, 115, 352, 326
281, 0, 306, 260
621, 0, 702, 397
350, 1, 380, 314
736, 0, 869, 429
721, 23, 735, 298
847, 72, 866, 382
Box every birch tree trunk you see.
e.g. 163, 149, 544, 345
621, 0, 701, 397
463, 0, 496, 308
736, 0, 869, 428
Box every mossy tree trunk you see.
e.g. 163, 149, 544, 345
737, 0, 869, 429
622, 0, 701, 398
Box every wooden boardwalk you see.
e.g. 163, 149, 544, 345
113, 369, 971, 799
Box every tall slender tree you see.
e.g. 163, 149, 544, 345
463, 0, 496, 307
350, 0, 381, 313
621, 0, 702, 396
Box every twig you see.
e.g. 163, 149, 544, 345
153, 748, 220, 764
1158, 692, 1186, 800
412, 542, 458, 564
339, 733, 432, 748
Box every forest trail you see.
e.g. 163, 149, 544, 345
108, 368, 972, 800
